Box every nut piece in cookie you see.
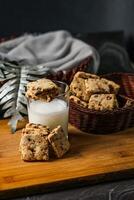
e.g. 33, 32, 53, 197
124, 99, 134, 108
88, 94, 119, 111
20, 123, 50, 161
48, 125, 70, 158
26, 79, 59, 102
70, 95, 88, 108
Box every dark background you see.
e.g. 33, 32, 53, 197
0, 0, 134, 39
1, 0, 134, 58
0, 0, 134, 70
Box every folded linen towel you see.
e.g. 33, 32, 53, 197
0, 30, 99, 73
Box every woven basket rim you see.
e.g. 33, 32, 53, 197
70, 99, 134, 115
100, 72, 134, 77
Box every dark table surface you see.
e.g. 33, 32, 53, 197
12, 178, 134, 200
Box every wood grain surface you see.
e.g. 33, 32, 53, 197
1, 119, 134, 199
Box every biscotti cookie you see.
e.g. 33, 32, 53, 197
101, 78, 120, 94
70, 95, 88, 108
70, 77, 90, 102
20, 123, 50, 161
85, 78, 110, 94
88, 94, 119, 111
26, 78, 59, 102
48, 125, 70, 158
85, 78, 120, 95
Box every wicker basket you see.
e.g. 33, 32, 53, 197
69, 73, 134, 134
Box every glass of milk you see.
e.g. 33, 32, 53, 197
27, 81, 69, 137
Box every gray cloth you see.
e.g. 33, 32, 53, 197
0, 30, 99, 73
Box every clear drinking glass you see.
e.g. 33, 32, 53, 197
27, 81, 69, 137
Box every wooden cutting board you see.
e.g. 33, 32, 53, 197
1, 119, 134, 199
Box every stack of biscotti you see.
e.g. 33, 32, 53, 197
19, 123, 70, 161
70, 72, 120, 111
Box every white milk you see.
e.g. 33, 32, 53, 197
28, 99, 69, 136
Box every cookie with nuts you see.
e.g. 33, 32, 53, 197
70, 95, 88, 108
20, 123, 50, 161
26, 78, 59, 102
88, 94, 119, 111
48, 125, 70, 158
